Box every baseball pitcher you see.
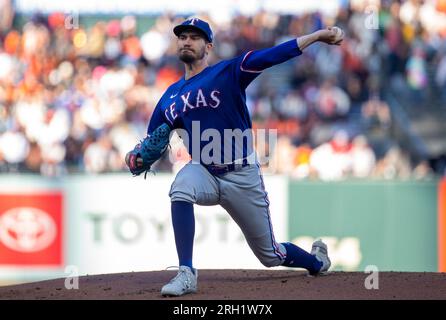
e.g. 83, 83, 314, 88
126, 18, 344, 296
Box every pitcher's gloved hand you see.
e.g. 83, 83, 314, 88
125, 123, 171, 178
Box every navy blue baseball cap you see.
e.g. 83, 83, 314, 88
173, 18, 213, 43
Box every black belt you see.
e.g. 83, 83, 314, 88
204, 158, 250, 176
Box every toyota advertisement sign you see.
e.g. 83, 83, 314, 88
0, 193, 63, 267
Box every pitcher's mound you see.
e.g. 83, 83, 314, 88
1, 270, 445, 300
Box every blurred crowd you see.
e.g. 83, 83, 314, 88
0, 0, 445, 180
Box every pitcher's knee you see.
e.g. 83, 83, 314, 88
169, 177, 196, 203
169, 190, 196, 203
258, 255, 283, 268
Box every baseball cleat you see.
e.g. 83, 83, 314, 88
161, 265, 198, 297
309, 239, 331, 276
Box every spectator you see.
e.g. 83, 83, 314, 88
413, 160, 434, 179
351, 135, 376, 178
310, 130, 353, 181
373, 146, 412, 179
406, 47, 428, 103
0, 127, 29, 171
291, 143, 312, 179
435, 50, 446, 104
315, 79, 351, 121
83, 134, 121, 174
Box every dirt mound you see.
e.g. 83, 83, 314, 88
0, 270, 445, 300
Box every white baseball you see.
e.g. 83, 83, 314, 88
332, 26, 343, 41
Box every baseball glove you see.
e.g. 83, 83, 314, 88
126, 123, 171, 178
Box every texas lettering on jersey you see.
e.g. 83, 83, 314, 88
164, 89, 221, 126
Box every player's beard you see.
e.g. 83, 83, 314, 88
179, 46, 206, 64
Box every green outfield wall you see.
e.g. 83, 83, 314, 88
288, 180, 439, 272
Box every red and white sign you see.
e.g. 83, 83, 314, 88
0, 193, 63, 267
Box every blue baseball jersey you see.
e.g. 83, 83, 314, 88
147, 39, 302, 165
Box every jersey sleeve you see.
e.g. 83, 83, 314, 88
147, 100, 172, 135
234, 39, 303, 89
